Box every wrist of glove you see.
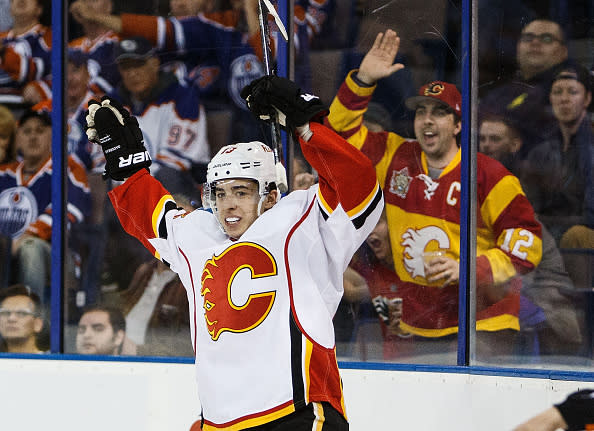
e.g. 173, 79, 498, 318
86, 97, 151, 181
240, 75, 328, 132
555, 389, 594, 431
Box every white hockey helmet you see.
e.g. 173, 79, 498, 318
204, 141, 283, 212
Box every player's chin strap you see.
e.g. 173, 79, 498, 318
257, 196, 267, 216
256, 171, 285, 216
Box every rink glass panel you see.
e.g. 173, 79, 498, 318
0, 0, 591, 373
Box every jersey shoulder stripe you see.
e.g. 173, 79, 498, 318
350, 182, 382, 229
317, 178, 381, 230
152, 194, 176, 240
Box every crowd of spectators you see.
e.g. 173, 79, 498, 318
0, 0, 592, 364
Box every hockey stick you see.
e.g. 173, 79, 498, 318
257, 0, 289, 193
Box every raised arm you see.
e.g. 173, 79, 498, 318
69, 1, 123, 33
325, 30, 409, 181
70, 0, 264, 61
240, 75, 382, 219
85, 97, 178, 256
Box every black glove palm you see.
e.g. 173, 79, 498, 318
86, 97, 151, 181
240, 76, 328, 131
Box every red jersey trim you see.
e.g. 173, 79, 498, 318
283, 198, 346, 419
178, 247, 198, 355
285, 197, 317, 341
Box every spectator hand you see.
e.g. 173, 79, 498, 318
425, 256, 459, 288
357, 29, 405, 86
86, 97, 151, 181
293, 172, 315, 190
240, 75, 328, 131
11, 233, 35, 255
372, 295, 410, 337
22, 83, 45, 105
69, 1, 97, 25
386, 299, 404, 336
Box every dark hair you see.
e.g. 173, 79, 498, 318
450, 107, 461, 147
38, 0, 52, 27
19, 109, 51, 127
364, 102, 394, 132
522, 18, 567, 44
80, 305, 126, 333
479, 113, 523, 140
0, 284, 42, 315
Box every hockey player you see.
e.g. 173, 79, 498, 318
86, 75, 383, 429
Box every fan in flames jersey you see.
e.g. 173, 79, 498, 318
326, 70, 543, 337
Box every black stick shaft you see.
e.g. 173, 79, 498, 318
257, 0, 283, 166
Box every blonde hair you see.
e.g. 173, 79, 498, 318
0, 105, 16, 163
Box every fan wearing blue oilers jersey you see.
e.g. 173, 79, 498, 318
104, 36, 210, 200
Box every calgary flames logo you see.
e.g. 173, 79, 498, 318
424, 82, 445, 96
201, 242, 277, 341
401, 226, 450, 279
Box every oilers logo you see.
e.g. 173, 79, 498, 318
0, 187, 38, 239
401, 226, 450, 279
228, 54, 265, 110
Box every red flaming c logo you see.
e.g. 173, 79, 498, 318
424, 82, 445, 96
201, 243, 277, 341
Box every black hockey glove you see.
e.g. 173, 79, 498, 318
555, 389, 594, 431
240, 75, 328, 131
371, 295, 390, 323
86, 96, 151, 181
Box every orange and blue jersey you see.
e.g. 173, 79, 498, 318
0, 156, 91, 241
0, 24, 52, 97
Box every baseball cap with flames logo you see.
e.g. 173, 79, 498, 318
405, 81, 462, 118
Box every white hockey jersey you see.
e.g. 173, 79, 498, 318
108, 122, 383, 429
